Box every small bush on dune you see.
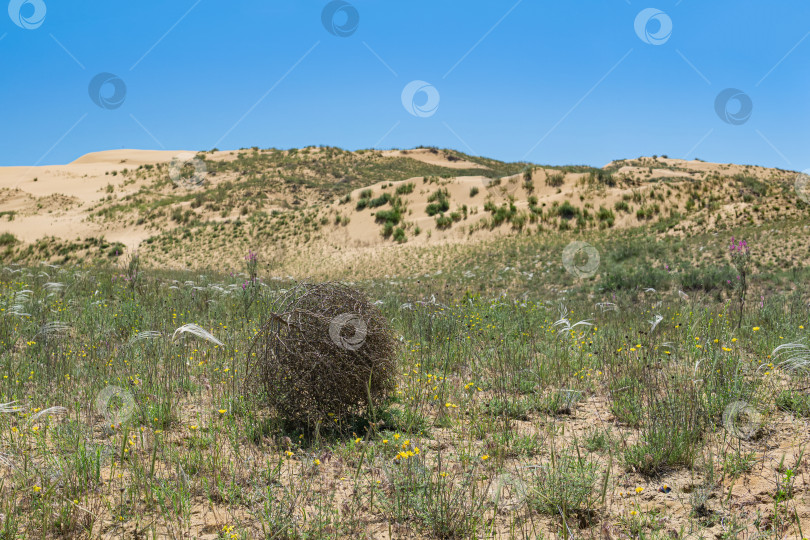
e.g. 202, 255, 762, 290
556, 201, 580, 220
374, 208, 402, 226
367, 193, 393, 208
435, 215, 453, 229
614, 200, 630, 213
395, 182, 414, 195
426, 188, 450, 216
0, 233, 17, 246
546, 173, 565, 187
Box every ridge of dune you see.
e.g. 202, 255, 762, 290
70, 149, 185, 165
0, 147, 802, 270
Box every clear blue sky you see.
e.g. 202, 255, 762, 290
1, 0, 808, 170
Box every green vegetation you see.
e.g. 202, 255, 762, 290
546, 173, 565, 187
0, 233, 18, 246
395, 182, 415, 195
0, 225, 807, 538
425, 188, 450, 216
2, 149, 810, 537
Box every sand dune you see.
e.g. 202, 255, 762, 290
0, 149, 186, 246
69, 149, 182, 165
0, 148, 800, 268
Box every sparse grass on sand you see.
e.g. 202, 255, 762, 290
0, 240, 808, 539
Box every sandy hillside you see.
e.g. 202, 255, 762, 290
0, 150, 184, 248
0, 147, 804, 271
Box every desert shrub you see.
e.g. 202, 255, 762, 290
614, 200, 630, 213
435, 215, 453, 229
620, 368, 705, 475
557, 201, 579, 220
527, 450, 600, 518
374, 209, 402, 226
485, 202, 517, 227
249, 282, 397, 428
393, 227, 406, 243
624, 394, 704, 475
588, 169, 616, 187
395, 183, 415, 195
679, 265, 735, 292
597, 206, 615, 225
610, 241, 645, 263
368, 193, 393, 208
469, 187, 479, 197
511, 212, 528, 230
426, 189, 450, 216
546, 173, 565, 187
0, 233, 17, 246
428, 188, 448, 203
425, 202, 448, 216
380, 456, 488, 538
734, 174, 768, 197
601, 267, 670, 291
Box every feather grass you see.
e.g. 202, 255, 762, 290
771, 341, 810, 373
171, 324, 224, 347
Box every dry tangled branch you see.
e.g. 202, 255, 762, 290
248, 282, 397, 428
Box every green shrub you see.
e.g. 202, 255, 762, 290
597, 206, 615, 223
374, 209, 402, 226
527, 451, 600, 518
624, 396, 704, 475
588, 169, 616, 187
0, 232, 17, 246
426, 188, 451, 216
395, 183, 415, 195
485, 201, 517, 227
435, 215, 453, 229
546, 173, 565, 187
734, 174, 768, 197
601, 267, 670, 291
368, 193, 393, 208
679, 265, 735, 292
557, 201, 580, 220
426, 201, 450, 216
614, 200, 630, 213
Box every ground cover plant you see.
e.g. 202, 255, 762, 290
0, 239, 807, 538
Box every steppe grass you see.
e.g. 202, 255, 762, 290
0, 251, 807, 538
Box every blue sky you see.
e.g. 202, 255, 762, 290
1, 0, 808, 170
